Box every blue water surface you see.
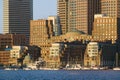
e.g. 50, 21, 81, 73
0, 70, 120, 80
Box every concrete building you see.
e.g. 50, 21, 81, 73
100, 43, 117, 67
48, 16, 61, 36
84, 42, 100, 67
30, 19, 53, 46
3, 0, 33, 44
57, 0, 100, 34
30, 23, 91, 67
0, 51, 10, 65
23, 54, 31, 66
27, 45, 41, 61
30, 19, 54, 62
101, 0, 120, 18
84, 42, 117, 68
92, 14, 119, 43
0, 34, 26, 50
5, 46, 27, 66
47, 43, 64, 68
57, 0, 68, 34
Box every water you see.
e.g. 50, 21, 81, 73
0, 70, 120, 80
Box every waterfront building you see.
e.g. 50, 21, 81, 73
92, 14, 118, 43
47, 43, 64, 68
0, 34, 26, 50
23, 54, 31, 66
5, 46, 28, 66
27, 46, 41, 61
0, 51, 10, 65
48, 16, 61, 36
100, 43, 117, 67
57, 0, 100, 34
84, 42, 100, 67
84, 42, 117, 68
30, 19, 53, 62
3, 0, 33, 44
30, 21, 92, 67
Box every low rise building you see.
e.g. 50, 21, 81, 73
84, 42, 117, 68
0, 51, 10, 65
0, 33, 26, 50
84, 42, 100, 67
47, 43, 64, 68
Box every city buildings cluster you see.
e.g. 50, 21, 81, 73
0, 0, 120, 69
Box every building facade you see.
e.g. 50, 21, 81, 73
84, 42, 100, 67
30, 19, 53, 46
57, 0, 68, 34
47, 43, 64, 68
58, 0, 100, 34
101, 0, 120, 18
100, 0, 120, 42
48, 16, 61, 36
30, 19, 54, 62
92, 14, 118, 43
0, 34, 26, 50
3, 0, 33, 44
0, 51, 10, 65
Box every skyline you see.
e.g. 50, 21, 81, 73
0, 0, 57, 33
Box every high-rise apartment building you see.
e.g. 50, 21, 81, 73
58, 0, 100, 34
57, 0, 68, 34
3, 0, 33, 44
101, 0, 120, 18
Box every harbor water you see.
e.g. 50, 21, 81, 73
0, 70, 120, 80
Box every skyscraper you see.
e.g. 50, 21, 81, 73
58, 0, 100, 35
3, 0, 33, 44
57, 0, 68, 34
101, 0, 120, 18
93, 0, 120, 42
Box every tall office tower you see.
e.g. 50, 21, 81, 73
101, 0, 120, 42
3, 0, 33, 44
57, 0, 68, 34
58, 0, 100, 34
101, 0, 120, 18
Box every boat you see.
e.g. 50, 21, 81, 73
81, 67, 91, 70
113, 67, 120, 70
4, 68, 11, 70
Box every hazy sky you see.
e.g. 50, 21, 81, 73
0, 0, 57, 33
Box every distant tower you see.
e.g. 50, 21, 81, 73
101, 0, 120, 18
3, 0, 33, 44
57, 0, 100, 34
57, 0, 69, 34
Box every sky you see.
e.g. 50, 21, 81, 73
0, 0, 57, 33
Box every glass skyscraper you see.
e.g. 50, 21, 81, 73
3, 0, 33, 44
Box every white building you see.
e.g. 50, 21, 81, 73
87, 42, 99, 57
50, 43, 64, 57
